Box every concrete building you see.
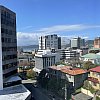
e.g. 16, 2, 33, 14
80, 38, 85, 47
58, 37, 61, 49
0, 5, 17, 90
60, 48, 80, 61
0, 6, 31, 100
35, 50, 60, 72
94, 37, 100, 48
71, 37, 85, 49
18, 54, 33, 64
61, 37, 70, 49
71, 37, 81, 49
39, 34, 61, 50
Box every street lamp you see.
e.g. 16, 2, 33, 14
65, 81, 67, 100
62, 80, 67, 100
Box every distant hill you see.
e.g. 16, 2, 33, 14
18, 45, 39, 51
18, 45, 38, 48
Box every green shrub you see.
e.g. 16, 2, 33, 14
96, 96, 100, 100
26, 70, 36, 79
83, 80, 97, 94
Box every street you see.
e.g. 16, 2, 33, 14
23, 79, 63, 100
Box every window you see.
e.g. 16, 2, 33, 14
2, 37, 4, 42
69, 75, 71, 78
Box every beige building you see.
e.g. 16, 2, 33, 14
94, 37, 100, 48
88, 66, 100, 90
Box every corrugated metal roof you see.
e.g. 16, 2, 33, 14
81, 53, 100, 59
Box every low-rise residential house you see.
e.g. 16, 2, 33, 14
81, 53, 100, 64
79, 66, 100, 99
61, 68, 88, 90
49, 65, 88, 90
88, 66, 100, 90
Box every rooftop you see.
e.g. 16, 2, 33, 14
89, 48, 100, 50
61, 68, 87, 75
89, 66, 100, 73
50, 65, 72, 71
50, 65, 87, 75
5, 76, 22, 83
81, 53, 100, 59
0, 84, 31, 100
72, 92, 93, 100
35, 50, 56, 57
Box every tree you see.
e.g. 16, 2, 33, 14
89, 50, 99, 54
83, 61, 96, 70
37, 69, 49, 88
26, 69, 36, 79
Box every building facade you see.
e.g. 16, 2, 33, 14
49, 65, 88, 90
71, 37, 85, 49
0, 6, 17, 90
60, 48, 80, 62
71, 37, 81, 49
80, 66, 100, 99
88, 66, 100, 90
39, 34, 61, 50
35, 50, 60, 71
94, 37, 100, 48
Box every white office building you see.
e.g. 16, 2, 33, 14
35, 50, 60, 72
39, 34, 61, 50
71, 37, 85, 49
60, 48, 80, 61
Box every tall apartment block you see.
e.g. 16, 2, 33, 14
39, 34, 61, 50
0, 6, 17, 90
94, 37, 100, 48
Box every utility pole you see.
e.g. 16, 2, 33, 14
65, 81, 67, 100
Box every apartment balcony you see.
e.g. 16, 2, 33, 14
88, 77, 99, 83
89, 74, 100, 82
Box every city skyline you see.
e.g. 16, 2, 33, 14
0, 0, 100, 46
